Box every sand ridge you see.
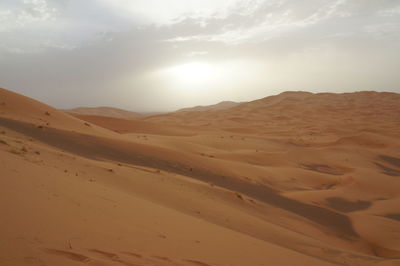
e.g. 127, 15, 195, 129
66, 106, 141, 119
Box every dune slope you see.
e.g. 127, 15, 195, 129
66, 106, 141, 119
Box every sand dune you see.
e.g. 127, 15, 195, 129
0, 88, 120, 138
66, 106, 141, 119
177, 101, 241, 113
71, 114, 196, 136
1, 88, 400, 266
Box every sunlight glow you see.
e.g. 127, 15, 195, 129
150, 59, 266, 101
166, 62, 215, 85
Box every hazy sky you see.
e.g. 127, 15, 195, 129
1, 0, 400, 112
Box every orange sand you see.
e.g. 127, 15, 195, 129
1, 88, 400, 266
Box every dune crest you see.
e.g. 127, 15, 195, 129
66, 106, 141, 119
177, 101, 241, 112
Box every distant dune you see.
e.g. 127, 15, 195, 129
71, 114, 196, 136
66, 106, 141, 119
1, 87, 400, 266
176, 101, 241, 112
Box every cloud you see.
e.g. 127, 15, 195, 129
2, 0, 400, 53
0, 0, 134, 53
166, 0, 400, 45
0, 0, 241, 53
0, 0, 57, 29
96, 0, 241, 25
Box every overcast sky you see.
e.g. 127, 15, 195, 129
1, 0, 399, 112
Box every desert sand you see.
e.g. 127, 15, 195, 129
176, 101, 241, 113
1, 87, 400, 266
66, 107, 141, 119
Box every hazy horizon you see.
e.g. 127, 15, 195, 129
1, 0, 400, 112
60, 89, 397, 114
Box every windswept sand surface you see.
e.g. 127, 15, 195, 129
1, 88, 400, 266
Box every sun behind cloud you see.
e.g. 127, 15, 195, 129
166, 62, 216, 85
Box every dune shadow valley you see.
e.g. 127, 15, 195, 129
1, 88, 400, 266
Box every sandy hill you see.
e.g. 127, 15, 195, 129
0, 88, 118, 137
71, 114, 197, 136
66, 106, 141, 119
1, 87, 400, 266
145, 91, 400, 134
176, 101, 241, 113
